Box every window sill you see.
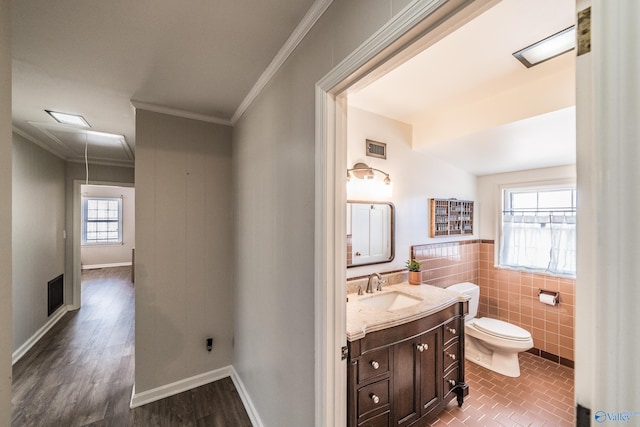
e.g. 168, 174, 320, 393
81, 242, 124, 248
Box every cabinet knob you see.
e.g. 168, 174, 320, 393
447, 327, 456, 335
416, 343, 428, 352
447, 353, 456, 360
370, 394, 380, 404
448, 379, 456, 387
370, 360, 380, 370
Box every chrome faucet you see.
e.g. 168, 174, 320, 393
366, 273, 383, 293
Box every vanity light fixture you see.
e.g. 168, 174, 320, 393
347, 162, 392, 199
513, 26, 575, 68
347, 162, 391, 184
45, 110, 91, 128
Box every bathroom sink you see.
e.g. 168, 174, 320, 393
359, 291, 423, 311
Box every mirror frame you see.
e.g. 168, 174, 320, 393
347, 200, 395, 268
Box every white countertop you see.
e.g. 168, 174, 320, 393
346, 282, 468, 341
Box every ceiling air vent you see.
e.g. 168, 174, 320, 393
366, 139, 386, 159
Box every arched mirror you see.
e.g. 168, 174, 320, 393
347, 201, 395, 267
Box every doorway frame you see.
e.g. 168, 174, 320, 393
72, 179, 135, 309
314, 0, 500, 425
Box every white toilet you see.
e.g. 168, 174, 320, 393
447, 282, 533, 377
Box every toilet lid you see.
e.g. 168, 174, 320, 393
472, 317, 532, 341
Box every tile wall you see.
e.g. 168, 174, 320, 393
409, 240, 575, 366
410, 240, 479, 288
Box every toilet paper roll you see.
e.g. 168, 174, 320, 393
539, 293, 556, 306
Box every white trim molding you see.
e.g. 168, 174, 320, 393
583, 0, 640, 415
130, 101, 232, 126
81, 262, 132, 270
12, 126, 66, 161
229, 366, 265, 427
12, 305, 70, 365
230, 0, 333, 125
129, 365, 264, 426
130, 366, 233, 409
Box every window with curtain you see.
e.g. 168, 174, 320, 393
82, 197, 122, 244
499, 186, 576, 276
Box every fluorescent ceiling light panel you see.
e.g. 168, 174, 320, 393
45, 110, 91, 127
513, 26, 576, 68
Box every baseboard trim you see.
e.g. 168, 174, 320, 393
129, 365, 233, 409
12, 304, 70, 365
229, 366, 265, 427
526, 347, 574, 369
81, 262, 132, 270
129, 365, 264, 426
130, 365, 233, 408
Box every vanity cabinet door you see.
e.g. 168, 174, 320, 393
393, 338, 420, 427
418, 328, 441, 418
392, 328, 440, 427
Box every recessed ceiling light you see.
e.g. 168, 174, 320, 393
45, 110, 91, 127
513, 26, 576, 68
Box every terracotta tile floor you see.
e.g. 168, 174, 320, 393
430, 352, 575, 426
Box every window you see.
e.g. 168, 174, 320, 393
82, 197, 122, 244
499, 186, 576, 276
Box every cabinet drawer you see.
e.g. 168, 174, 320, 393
358, 379, 390, 420
358, 347, 389, 383
443, 365, 459, 398
357, 410, 389, 427
443, 318, 460, 344
443, 340, 459, 372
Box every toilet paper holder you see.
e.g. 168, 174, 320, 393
538, 289, 559, 305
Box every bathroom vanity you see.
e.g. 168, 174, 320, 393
346, 284, 468, 427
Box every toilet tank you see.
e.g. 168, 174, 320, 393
447, 282, 479, 318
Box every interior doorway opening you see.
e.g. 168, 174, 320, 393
315, 1, 501, 424
316, 0, 577, 424
72, 181, 135, 310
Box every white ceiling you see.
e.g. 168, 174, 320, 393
348, 0, 577, 176
12, 0, 577, 174
12, 0, 317, 167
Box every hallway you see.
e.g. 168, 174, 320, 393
11, 267, 251, 426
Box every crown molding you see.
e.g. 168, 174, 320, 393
130, 0, 333, 127
230, 0, 334, 124
12, 126, 66, 161
130, 100, 232, 126
66, 157, 135, 169
13, 126, 134, 168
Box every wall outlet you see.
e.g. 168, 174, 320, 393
206, 338, 214, 352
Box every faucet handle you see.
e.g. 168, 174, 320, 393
357, 283, 364, 295
376, 278, 387, 291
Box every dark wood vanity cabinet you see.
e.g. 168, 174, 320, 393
347, 302, 468, 427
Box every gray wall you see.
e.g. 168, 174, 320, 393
232, 0, 412, 424
12, 133, 66, 352
135, 109, 234, 392
0, 0, 11, 422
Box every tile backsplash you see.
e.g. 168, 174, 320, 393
410, 240, 479, 288
408, 239, 575, 365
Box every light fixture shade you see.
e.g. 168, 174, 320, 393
513, 26, 575, 68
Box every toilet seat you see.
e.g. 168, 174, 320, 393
472, 317, 532, 341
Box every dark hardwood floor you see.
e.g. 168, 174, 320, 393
12, 266, 252, 427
